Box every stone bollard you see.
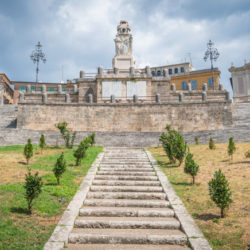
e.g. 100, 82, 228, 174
27, 85, 31, 93
88, 93, 93, 103
187, 83, 192, 91
58, 85, 62, 94
73, 84, 78, 93
133, 95, 138, 103
110, 95, 115, 103
98, 66, 103, 76
130, 67, 135, 76
42, 85, 46, 93
219, 84, 224, 91
42, 93, 47, 104
145, 66, 151, 77
202, 83, 208, 91
19, 92, 24, 103
79, 70, 85, 78
202, 92, 207, 101
114, 68, 119, 75
156, 93, 160, 103
65, 94, 70, 103
225, 91, 230, 101
171, 83, 176, 91
179, 92, 183, 102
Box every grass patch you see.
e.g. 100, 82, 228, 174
0, 145, 102, 249
148, 143, 250, 250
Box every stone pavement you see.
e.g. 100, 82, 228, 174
44, 147, 211, 250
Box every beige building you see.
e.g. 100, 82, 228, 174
229, 61, 250, 102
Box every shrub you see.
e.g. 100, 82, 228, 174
53, 153, 66, 185
55, 122, 76, 148
208, 169, 232, 218
24, 139, 33, 165
74, 137, 90, 166
209, 137, 216, 150
160, 125, 187, 166
227, 137, 236, 160
39, 134, 46, 153
184, 151, 199, 185
245, 150, 250, 158
24, 168, 43, 214
195, 136, 199, 145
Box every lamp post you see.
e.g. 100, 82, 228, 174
204, 40, 219, 90
30, 41, 46, 83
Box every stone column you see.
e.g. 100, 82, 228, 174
145, 66, 151, 77
202, 83, 208, 91
187, 83, 192, 91
19, 92, 24, 103
171, 83, 176, 91
111, 95, 115, 103
42, 85, 46, 93
42, 93, 47, 104
73, 84, 78, 93
98, 67, 103, 76
27, 85, 31, 93
219, 84, 224, 91
130, 67, 135, 76
202, 92, 207, 101
179, 92, 183, 102
65, 94, 70, 103
133, 95, 138, 103
80, 70, 85, 78
58, 85, 62, 94
225, 91, 230, 101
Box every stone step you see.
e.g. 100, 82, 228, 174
74, 217, 180, 229
94, 175, 158, 181
92, 180, 161, 186
83, 199, 170, 208
67, 243, 188, 250
100, 164, 152, 167
87, 192, 166, 200
69, 228, 187, 245
90, 186, 163, 192
79, 207, 175, 217
96, 171, 156, 176
99, 167, 153, 172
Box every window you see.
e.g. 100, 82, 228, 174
157, 70, 161, 76
62, 88, 67, 92
40, 87, 43, 92
31, 86, 35, 91
191, 80, 197, 89
168, 69, 172, 75
208, 78, 214, 87
20, 86, 26, 92
182, 81, 187, 90
180, 67, 184, 73
151, 71, 156, 76
49, 87, 55, 92
174, 68, 178, 74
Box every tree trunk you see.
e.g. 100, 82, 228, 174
57, 177, 60, 185
27, 158, 29, 165
220, 207, 224, 218
192, 176, 195, 185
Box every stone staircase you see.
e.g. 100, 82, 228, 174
67, 148, 188, 249
0, 105, 18, 128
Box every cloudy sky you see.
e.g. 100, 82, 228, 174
0, 0, 249, 93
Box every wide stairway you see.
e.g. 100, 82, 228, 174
67, 148, 188, 249
0, 105, 18, 129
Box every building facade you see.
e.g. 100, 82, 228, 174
229, 61, 250, 102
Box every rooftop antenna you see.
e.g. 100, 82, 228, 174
187, 52, 192, 65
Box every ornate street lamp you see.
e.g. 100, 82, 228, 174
30, 41, 46, 82
204, 40, 219, 89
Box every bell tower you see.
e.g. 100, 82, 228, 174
112, 20, 136, 71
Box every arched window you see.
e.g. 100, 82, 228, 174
151, 71, 156, 76
174, 68, 178, 74
168, 69, 172, 75
157, 70, 161, 76
180, 67, 184, 73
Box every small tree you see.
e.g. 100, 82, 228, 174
55, 122, 76, 149
160, 125, 187, 166
209, 137, 216, 150
53, 153, 66, 185
24, 139, 33, 165
89, 132, 96, 146
73, 137, 90, 166
184, 152, 199, 185
24, 168, 43, 214
39, 134, 46, 154
195, 136, 199, 145
228, 137, 236, 160
209, 169, 232, 218
245, 150, 250, 158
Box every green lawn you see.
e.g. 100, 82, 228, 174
0, 145, 102, 250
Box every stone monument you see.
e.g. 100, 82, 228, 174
112, 20, 136, 71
